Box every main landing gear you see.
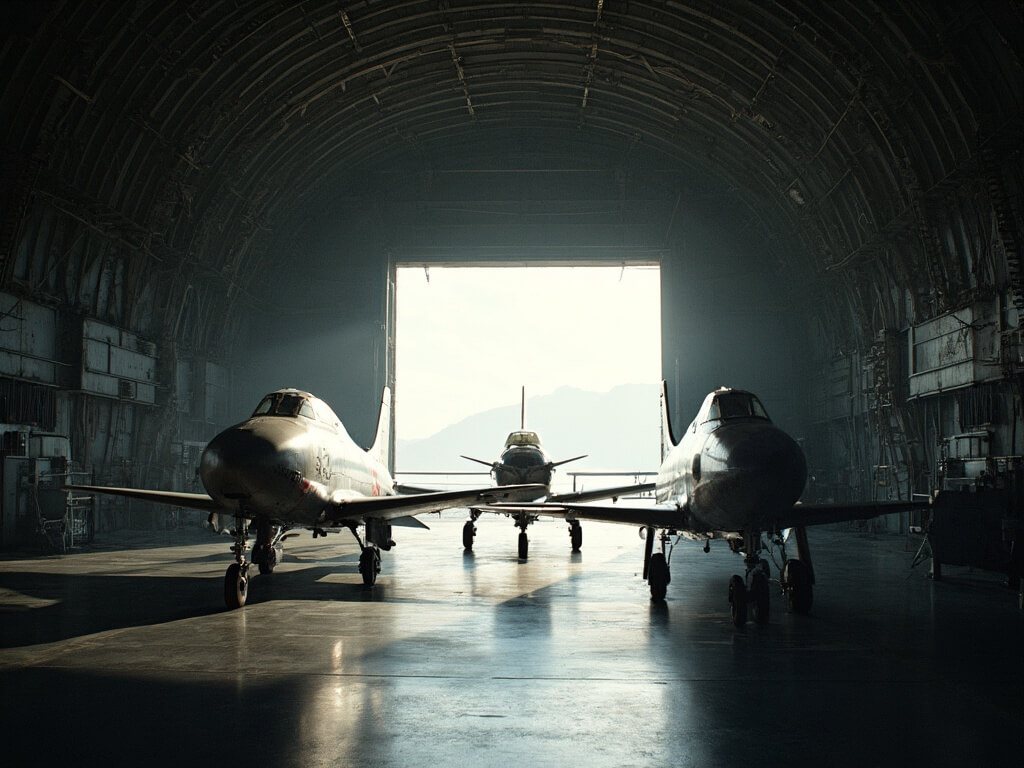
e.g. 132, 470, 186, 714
350, 518, 393, 586
568, 520, 583, 553
462, 509, 481, 551
643, 526, 672, 602
463, 511, 582, 559
728, 527, 815, 627
252, 520, 287, 575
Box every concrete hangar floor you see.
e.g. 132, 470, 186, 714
0, 516, 1020, 768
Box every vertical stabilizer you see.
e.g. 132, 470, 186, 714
369, 387, 392, 468
660, 380, 678, 461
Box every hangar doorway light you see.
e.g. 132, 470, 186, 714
394, 264, 662, 485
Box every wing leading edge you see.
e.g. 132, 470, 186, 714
507, 498, 930, 534
65, 485, 221, 512
65, 483, 547, 524
324, 484, 546, 523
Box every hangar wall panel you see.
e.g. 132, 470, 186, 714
81, 319, 156, 404
0, 292, 57, 384
908, 304, 1002, 398
204, 362, 229, 424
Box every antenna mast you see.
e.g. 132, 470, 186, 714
521, 386, 526, 429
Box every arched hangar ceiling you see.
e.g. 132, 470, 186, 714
1, 1, 1021, 354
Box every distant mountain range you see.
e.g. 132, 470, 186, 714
396, 382, 662, 491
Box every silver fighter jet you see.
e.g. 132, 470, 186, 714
482, 383, 929, 626
68, 388, 543, 608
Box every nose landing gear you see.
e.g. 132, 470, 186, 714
729, 532, 771, 627
224, 516, 250, 609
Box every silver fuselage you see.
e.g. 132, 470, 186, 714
199, 413, 392, 526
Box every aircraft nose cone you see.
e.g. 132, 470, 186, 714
200, 426, 302, 511
709, 423, 808, 505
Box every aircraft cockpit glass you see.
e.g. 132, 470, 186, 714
505, 430, 541, 448
253, 396, 275, 416
311, 397, 341, 427
705, 392, 770, 422
251, 392, 313, 418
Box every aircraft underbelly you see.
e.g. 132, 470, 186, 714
689, 469, 792, 532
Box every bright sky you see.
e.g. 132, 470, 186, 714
395, 265, 662, 439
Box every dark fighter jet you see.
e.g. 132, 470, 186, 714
483, 383, 929, 626
459, 387, 654, 559
67, 388, 543, 608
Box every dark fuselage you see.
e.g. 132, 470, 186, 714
657, 389, 807, 534
494, 443, 556, 487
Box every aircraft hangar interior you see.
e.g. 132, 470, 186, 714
1, 3, 1022, 767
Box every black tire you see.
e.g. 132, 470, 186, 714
784, 558, 813, 614
462, 521, 475, 551
224, 563, 248, 609
258, 544, 279, 575
649, 552, 670, 601
750, 571, 770, 625
359, 547, 380, 586
518, 531, 529, 560
570, 522, 583, 552
729, 574, 747, 627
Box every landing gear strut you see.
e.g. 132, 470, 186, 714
224, 516, 250, 609
729, 531, 771, 627
518, 530, 529, 559
348, 523, 383, 586
643, 527, 672, 601
463, 509, 481, 551
780, 526, 814, 614
252, 520, 285, 575
515, 512, 530, 559
568, 520, 583, 552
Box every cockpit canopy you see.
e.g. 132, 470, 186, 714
701, 389, 770, 424
504, 430, 541, 449
252, 390, 342, 428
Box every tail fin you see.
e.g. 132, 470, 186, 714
369, 387, 392, 469
660, 380, 678, 461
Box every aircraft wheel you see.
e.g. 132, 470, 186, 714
570, 521, 583, 552
518, 531, 529, 560
224, 563, 248, 609
648, 552, 670, 602
728, 574, 747, 627
750, 571, 770, 624
462, 521, 476, 551
783, 559, 813, 614
359, 547, 380, 586
257, 544, 279, 575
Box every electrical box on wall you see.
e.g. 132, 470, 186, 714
908, 302, 1003, 399
80, 319, 157, 404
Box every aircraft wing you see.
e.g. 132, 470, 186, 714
64, 484, 222, 512
324, 484, 547, 523
508, 498, 929, 534
393, 482, 443, 494
475, 500, 684, 530
549, 482, 656, 504
765, 499, 931, 531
